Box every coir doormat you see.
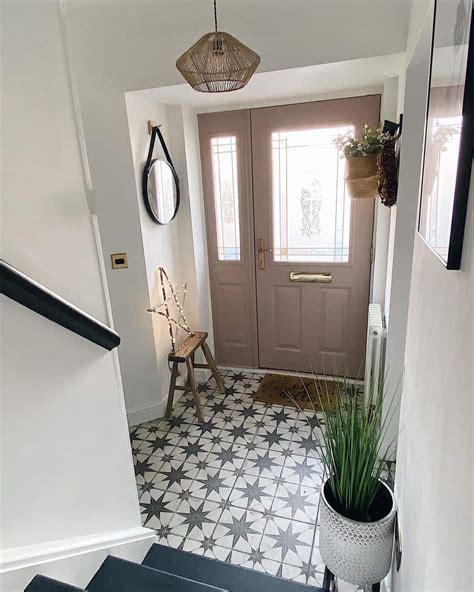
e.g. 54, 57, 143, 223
254, 373, 340, 411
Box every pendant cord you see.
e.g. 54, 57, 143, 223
213, 0, 218, 31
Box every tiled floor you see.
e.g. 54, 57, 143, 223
129, 369, 344, 588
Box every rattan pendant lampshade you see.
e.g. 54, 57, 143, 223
176, 0, 260, 93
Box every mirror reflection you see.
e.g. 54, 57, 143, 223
147, 159, 178, 224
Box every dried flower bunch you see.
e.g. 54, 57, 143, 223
334, 124, 390, 158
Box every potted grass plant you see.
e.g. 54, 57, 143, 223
334, 125, 389, 199
298, 379, 396, 590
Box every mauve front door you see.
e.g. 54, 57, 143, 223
199, 95, 379, 376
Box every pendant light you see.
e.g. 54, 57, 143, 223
176, 0, 261, 93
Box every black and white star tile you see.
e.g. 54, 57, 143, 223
130, 368, 342, 587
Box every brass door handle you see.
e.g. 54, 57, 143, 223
257, 239, 271, 270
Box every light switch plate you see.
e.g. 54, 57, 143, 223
111, 253, 128, 269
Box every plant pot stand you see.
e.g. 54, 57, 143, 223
322, 567, 381, 592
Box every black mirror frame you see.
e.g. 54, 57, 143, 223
142, 125, 180, 225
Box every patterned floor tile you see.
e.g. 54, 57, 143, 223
271, 482, 320, 524
212, 506, 266, 552
130, 367, 340, 588
189, 467, 235, 503
260, 515, 314, 567
169, 496, 223, 541
228, 474, 278, 513
280, 454, 324, 488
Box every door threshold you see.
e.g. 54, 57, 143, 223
218, 365, 364, 386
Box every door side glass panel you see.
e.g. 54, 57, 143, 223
272, 126, 354, 263
211, 136, 241, 261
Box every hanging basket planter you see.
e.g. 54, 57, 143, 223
344, 154, 379, 200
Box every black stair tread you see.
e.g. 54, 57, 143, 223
25, 574, 85, 591
87, 555, 229, 592
143, 544, 323, 592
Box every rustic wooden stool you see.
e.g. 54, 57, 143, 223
166, 331, 225, 423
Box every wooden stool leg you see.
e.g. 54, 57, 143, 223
201, 341, 225, 394
186, 358, 204, 423
166, 362, 179, 418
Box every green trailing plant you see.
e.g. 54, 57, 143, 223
334, 124, 390, 158
285, 375, 396, 522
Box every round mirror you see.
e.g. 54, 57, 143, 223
145, 159, 180, 224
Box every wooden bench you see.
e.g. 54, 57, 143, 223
166, 331, 225, 423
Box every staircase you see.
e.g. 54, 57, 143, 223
24, 544, 323, 591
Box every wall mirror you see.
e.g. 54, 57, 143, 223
418, 0, 473, 269
142, 125, 180, 224
146, 159, 179, 224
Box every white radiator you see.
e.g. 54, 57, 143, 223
364, 304, 386, 405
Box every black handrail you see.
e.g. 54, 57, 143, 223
1, 259, 120, 351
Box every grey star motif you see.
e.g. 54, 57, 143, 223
166, 416, 188, 429
147, 435, 173, 454
255, 420, 266, 430
240, 406, 259, 420
267, 522, 310, 561
306, 414, 322, 430
290, 458, 317, 483
179, 500, 215, 535
161, 463, 188, 486
225, 385, 237, 396
140, 492, 174, 526
194, 419, 216, 435
196, 459, 210, 471
161, 453, 174, 464
243, 441, 257, 452
297, 436, 319, 454
230, 372, 245, 382
236, 479, 270, 504
278, 488, 312, 517
210, 436, 221, 445
200, 536, 217, 551
134, 456, 154, 478
248, 547, 265, 565
156, 525, 172, 539
198, 383, 210, 393
300, 561, 318, 579
221, 511, 259, 546
148, 425, 162, 434
232, 466, 246, 478
262, 428, 284, 447
196, 472, 228, 496
179, 440, 206, 460
270, 409, 292, 425
250, 451, 280, 475
210, 401, 227, 414
180, 398, 196, 411
213, 445, 240, 468
225, 424, 251, 441
139, 480, 154, 495
178, 489, 192, 501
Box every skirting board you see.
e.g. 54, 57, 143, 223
127, 368, 212, 426
0, 526, 156, 592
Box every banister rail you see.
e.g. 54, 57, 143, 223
0, 259, 120, 351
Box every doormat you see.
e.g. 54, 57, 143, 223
253, 373, 340, 411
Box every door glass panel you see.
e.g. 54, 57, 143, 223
211, 136, 241, 261
272, 126, 354, 263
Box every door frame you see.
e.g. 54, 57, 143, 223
199, 94, 382, 371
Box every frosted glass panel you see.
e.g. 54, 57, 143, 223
211, 136, 241, 261
272, 126, 353, 263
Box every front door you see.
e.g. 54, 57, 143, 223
199, 95, 379, 376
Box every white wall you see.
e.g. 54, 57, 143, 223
60, 0, 410, 419
393, 182, 473, 591
392, 0, 473, 588
382, 3, 434, 454
0, 1, 152, 588
124, 93, 211, 424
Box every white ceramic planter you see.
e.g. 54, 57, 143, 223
319, 479, 396, 586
